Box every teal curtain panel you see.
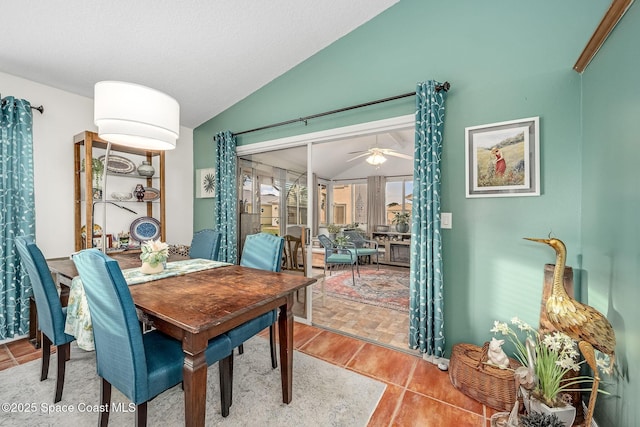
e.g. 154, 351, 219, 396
1, 96, 35, 340
409, 81, 446, 356
214, 131, 238, 264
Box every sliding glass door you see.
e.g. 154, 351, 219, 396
235, 116, 416, 330
237, 144, 313, 323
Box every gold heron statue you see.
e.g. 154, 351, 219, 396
525, 237, 615, 427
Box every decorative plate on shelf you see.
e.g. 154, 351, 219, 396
99, 155, 136, 174
143, 187, 160, 201
129, 216, 161, 242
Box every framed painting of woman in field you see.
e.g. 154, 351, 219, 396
465, 117, 540, 198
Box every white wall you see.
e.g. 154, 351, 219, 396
1, 71, 194, 257
164, 127, 194, 245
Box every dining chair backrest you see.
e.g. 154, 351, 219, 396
286, 226, 302, 239
72, 249, 151, 404
15, 237, 67, 344
240, 233, 285, 272
189, 229, 222, 261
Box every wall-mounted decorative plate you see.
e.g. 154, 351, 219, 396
143, 187, 160, 201
129, 216, 161, 242
99, 155, 136, 174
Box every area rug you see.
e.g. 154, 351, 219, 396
322, 267, 410, 312
0, 336, 385, 426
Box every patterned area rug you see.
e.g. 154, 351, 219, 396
323, 267, 410, 312
0, 337, 385, 426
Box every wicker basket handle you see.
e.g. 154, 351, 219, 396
477, 341, 490, 371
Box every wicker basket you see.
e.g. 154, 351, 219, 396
449, 342, 521, 412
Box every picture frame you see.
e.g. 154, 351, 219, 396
196, 168, 216, 198
465, 117, 540, 198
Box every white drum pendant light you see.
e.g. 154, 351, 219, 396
94, 81, 179, 150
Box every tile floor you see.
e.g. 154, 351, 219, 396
309, 265, 415, 353
1, 323, 499, 426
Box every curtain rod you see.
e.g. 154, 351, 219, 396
233, 81, 450, 137
1, 98, 44, 114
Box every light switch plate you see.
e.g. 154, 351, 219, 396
441, 212, 452, 229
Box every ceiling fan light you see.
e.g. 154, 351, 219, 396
366, 153, 387, 165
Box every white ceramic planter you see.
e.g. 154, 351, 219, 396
140, 261, 164, 275
521, 388, 576, 427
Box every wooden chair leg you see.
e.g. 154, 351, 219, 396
229, 353, 234, 407
99, 378, 112, 427
269, 324, 277, 369
136, 402, 148, 427
238, 344, 244, 355
41, 333, 51, 381
219, 355, 232, 417
54, 342, 69, 403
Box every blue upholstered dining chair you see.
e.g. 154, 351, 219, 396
15, 236, 75, 403
342, 230, 380, 269
189, 229, 222, 260
229, 232, 285, 371
317, 234, 359, 286
72, 249, 234, 425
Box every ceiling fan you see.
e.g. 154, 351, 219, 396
347, 147, 412, 165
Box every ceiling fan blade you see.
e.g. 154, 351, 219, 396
385, 151, 412, 160
346, 152, 371, 162
347, 150, 368, 155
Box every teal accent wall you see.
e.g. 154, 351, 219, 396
581, 3, 640, 426
195, 0, 637, 423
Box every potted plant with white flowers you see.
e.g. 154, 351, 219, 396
139, 239, 169, 274
491, 317, 611, 427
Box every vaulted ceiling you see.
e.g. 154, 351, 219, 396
2, 1, 399, 128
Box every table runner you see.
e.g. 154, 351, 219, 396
64, 259, 232, 351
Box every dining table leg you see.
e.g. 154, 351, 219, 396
278, 293, 294, 403
183, 335, 209, 427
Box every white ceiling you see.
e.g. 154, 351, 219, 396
1, 0, 399, 128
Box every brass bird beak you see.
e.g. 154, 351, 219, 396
523, 237, 548, 243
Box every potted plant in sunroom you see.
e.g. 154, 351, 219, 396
326, 223, 341, 240
332, 235, 350, 254
392, 212, 410, 233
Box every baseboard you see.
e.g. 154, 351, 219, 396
423, 354, 450, 370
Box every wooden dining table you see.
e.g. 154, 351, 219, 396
47, 253, 316, 427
